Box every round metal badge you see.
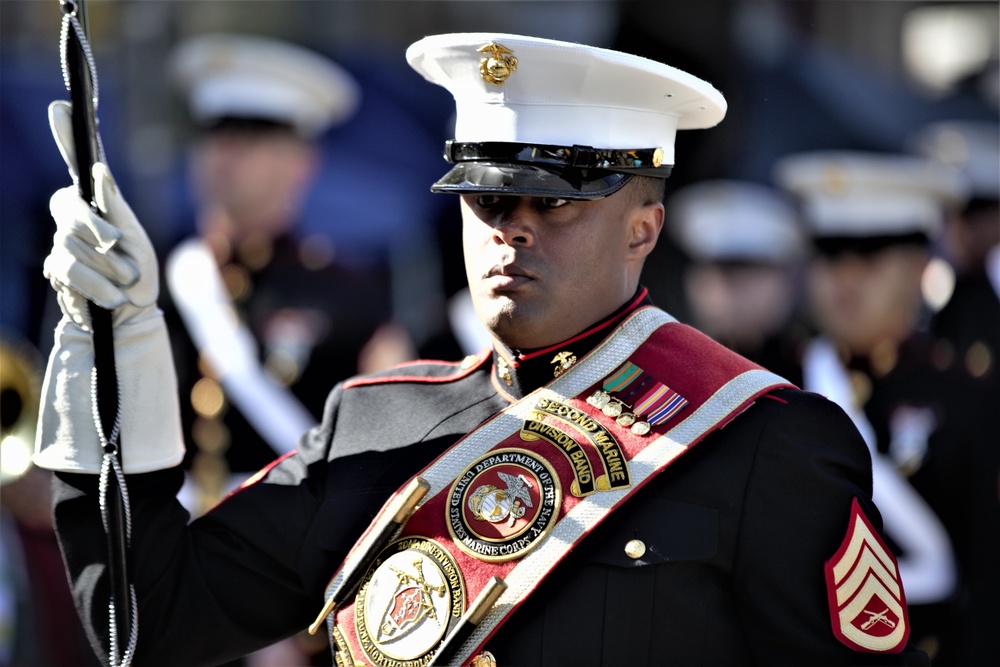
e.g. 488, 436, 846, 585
448, 448, 561, 562
355, 537, 466, 666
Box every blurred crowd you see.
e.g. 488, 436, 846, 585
1, 1, 997, 665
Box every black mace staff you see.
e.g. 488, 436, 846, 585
58, 1, 137, 664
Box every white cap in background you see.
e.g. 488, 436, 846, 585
667, 180, 804, 264
910, 120, 999, 202
169, 33, 361, 139
774, 151, 968, 241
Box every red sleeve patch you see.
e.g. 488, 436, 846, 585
824, 497, 910, 653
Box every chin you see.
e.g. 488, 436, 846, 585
481, 309, 519, 343
482, 308, 536, 349
474, 292, 558, 349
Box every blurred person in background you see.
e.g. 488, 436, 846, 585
777, 150, 997, 665
911, 120, 999, 387
162, 34, 406, 666
162, 34, 402, 519
665, 179, 808, 383
909, 118, 1000, 667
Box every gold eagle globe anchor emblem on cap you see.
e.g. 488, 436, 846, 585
478, 42, 518, 85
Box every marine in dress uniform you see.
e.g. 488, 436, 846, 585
162, 35, 394, 512
664, 179, 809, 384
910, 125, 1000, 663
911, 120, 1000, 388
36, 34, 930, 665
777, 150, 998, 665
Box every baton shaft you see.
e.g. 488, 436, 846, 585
63, 2, 132, 657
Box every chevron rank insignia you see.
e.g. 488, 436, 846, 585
824, 498, 909, 653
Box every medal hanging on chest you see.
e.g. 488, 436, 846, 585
586, 360, 688, 435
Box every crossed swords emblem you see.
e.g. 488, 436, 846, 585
378, 559, 446, 642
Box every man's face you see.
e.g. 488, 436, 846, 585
808, 245, 928, 355
460, 188, 654, 350
685, 262, 798, 349
191, 129, 316, 239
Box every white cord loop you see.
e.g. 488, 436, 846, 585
92, 367, 137, 667
58, 9, 108, 177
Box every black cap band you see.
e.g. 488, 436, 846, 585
445, 141, 671, 177
812, 232, 930, 258
203, 116, 299, 137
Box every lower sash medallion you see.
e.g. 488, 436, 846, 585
354, 537, 466, 666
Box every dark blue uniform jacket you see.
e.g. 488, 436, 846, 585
53, 294, 930, 666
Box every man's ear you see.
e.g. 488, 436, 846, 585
627, 201, 664, 261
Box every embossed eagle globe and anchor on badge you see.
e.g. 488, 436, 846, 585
306, 33, 794, 667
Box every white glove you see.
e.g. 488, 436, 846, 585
33, 100, 185, 474
44, 100, 158, 329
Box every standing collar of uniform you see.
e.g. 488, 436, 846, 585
490, 287, 653, 400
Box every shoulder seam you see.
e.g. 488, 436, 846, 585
343, 351, 491, 389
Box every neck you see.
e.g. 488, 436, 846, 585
491, 287, 651, 398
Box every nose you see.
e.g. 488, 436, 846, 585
490, 199, 537, 247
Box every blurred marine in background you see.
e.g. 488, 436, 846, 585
161, 34, 398, 518
777, 150, 997, 665
910, 119, 1000, 666
665, 179, 808, 383
911, 120, 1000, 389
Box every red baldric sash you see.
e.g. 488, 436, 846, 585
316, 307, 793, 666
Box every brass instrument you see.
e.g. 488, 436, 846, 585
0, 334, 42, 483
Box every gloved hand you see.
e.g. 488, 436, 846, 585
33, 100, 184, 474
44, 100, 158, 329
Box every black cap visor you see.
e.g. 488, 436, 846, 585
812, 232, 930, 258
431, 141, 673, 200
203, 116, 298, 137
432, 162, 639, 200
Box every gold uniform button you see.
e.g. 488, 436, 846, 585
624, 539, 646, 559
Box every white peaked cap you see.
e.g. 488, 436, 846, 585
910, 120, 999, 201
407, 32, 726, 162
169, 33, 361, 139
406, 33, 726, 198
667, 180, 805, 264
773, 151, 968, 238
